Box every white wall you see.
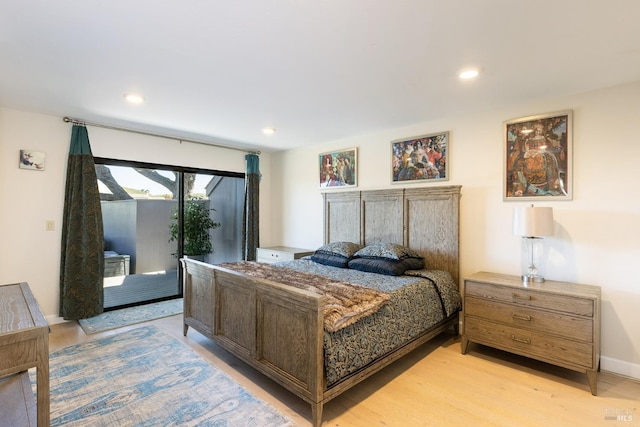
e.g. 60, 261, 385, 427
269, 80, 640, 380
0, 108, 272, 322
1, 81, 638, 380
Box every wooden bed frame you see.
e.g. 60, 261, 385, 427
182, 185, 461, 426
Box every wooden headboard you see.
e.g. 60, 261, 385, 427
323, 185, 461, 285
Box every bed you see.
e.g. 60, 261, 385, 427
181, 185, 461, 426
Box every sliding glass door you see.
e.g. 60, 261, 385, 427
95, 159, 244, 309
179, 172, 244, 265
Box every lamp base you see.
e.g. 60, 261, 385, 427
522, 274, 545, 283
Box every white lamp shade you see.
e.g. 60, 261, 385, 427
513, 206, 554, 237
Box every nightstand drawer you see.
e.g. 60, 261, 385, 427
465, 281, 594, 317
256, 247, 314, 264
257, 250, 295, 263
0, 337, 39, 370
465, 296, 593, 342
465, 317, 594, 369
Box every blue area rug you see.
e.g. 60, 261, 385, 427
79, 298, 183, 334
39, 326, 292, 426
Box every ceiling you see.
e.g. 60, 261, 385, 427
2, 1, 640, 152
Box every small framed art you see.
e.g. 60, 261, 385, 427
504, 110, 572, 201
19, 150, 46, 171
319, 147, 357, 188
391, 131, 448, 183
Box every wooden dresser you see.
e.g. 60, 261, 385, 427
461, 271, 601, 395
0, 282, 50, 426
256, 246, 314, 264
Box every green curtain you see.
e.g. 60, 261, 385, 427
242, 154, 260, 261
59, 125, 105, 320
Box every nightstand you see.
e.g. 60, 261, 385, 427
0, 282, 50, 426
256, 246, 314, 264
461, 271, 601, 395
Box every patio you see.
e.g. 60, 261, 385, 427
103, 270, 180, 308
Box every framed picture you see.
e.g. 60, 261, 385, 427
391, 131, 449, 183
19, 149, 46, 171
319, 147, 357, 188
504, 110, 572, 201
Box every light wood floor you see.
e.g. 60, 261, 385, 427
49, 315, 640, 427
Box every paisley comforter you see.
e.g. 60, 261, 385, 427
274, 259, 462, 385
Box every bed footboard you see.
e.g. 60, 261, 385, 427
181, 258, 458, 426
181, 258, 326, 424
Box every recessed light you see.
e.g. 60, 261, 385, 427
459, 69, 479, 79
262, 127, 276, 135
124, 93, 145, 104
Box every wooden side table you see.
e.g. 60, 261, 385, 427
461, 272, 601, 395
0, 282, 50, 426
256, 246, 314, 264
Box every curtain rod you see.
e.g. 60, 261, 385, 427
62, 116, 261, 155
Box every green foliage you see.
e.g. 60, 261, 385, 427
169, 200, 220, 256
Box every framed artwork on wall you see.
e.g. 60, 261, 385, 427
504, 110, 572, 201
391, 131, 449, 183
319, 147, 357, 189
19, 149, 46, 171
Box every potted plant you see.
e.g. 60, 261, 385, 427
169, 200, 221, 260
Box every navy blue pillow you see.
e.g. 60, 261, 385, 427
348, 257, 424, 276
310, 252, 350, 268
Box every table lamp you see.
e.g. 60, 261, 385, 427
512, 205, 554, 283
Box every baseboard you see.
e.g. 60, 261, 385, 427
601, 356, 640, 381
46, 315, 68, 325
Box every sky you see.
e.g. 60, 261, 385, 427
97, 165, 209, 196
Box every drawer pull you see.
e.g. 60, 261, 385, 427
511, 313, 532, 321
511, 335, 531, 344
512, 293, 532, 301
